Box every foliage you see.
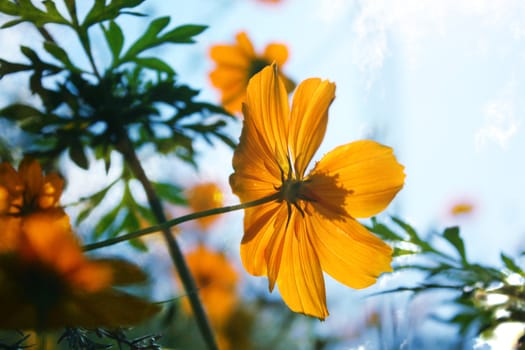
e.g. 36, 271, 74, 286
369, 216, 525, 339
0, 0, 234, 245
58, 328, 162, 350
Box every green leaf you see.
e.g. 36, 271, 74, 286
102, 20, 125, 63
0, 0, 69, 27
160, 24, 207, 43
121, 16, 171, 60
94, 205, 121, 238
129, 238, 148, 251
0, 59, 32, 77
82, 0, 145, 28
368, 218, 404, 241
69, 143, 89, 170
42, 0, 68, 23
0, 104, 58, 132
0, 1, 19, 16
501, 253, 525, 277
391, 216, 420, 241
75, 181, 118, 225
63, 0, 76, 21
0, 104, 44, 122
151, 181, 186, 205
20, 45, 40, 62
43, 41, 79, 71
82, 0, 105, 27
121, 209, 140, 232
131, 57, 175, 74
1, 19, 25, 29
119, 20, 206, 66
75, 206, 93, 226
393, 247, 419, 257
135, 204, 156, 226
443, 226, 467, 263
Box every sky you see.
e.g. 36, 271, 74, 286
144, 0, 525, 263
1, 0, 525, 348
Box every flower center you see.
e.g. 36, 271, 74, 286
278, 179, 305, 204
248, 58, 271, 80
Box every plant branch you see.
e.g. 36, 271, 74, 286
114, 132, 217, 350
83, 192, 278, 251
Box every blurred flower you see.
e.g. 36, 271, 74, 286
219, 306, 255, 350
187, 182, 224, 229
182, 245, 238, 329
0, 158, 159, 329
230, 64, 405, 319
450, 201, 475, 216
366, 310, 381, 328
255, 0, 284, 3
0, 158, 64, 251
209, 32, 295, 114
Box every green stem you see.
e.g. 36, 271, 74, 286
112, 133, 236, 350
83, 193, 279, 251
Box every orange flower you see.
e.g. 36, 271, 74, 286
0, 158, 159, 329
182, 245, 238, 328
187, 182, 224, 229
0, 158, 64, 251
230, 64, 405, 319
450, 202, 474, 216
209, 32, 295, 114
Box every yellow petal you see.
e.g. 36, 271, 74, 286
20, 210, 74, 262
235, 31, 256, 58
18, 158, 43, 203
263, 43, 289, 66
0, 162, 22, 196
301, 172, 348, 220
39, 173, 64, 209
311, 140, 405, 218
209, 66, 246, 88
0, 216, 21, 252
240, 201, 282, 276
264, 204, 291, 290
244, 63, 290, 172
289, 78, 335, 176
275, 214, 329, 320
309, 213, 392, 289
210, 46, 247, 67
69, 261, 113, 293
230, 111, 283, 202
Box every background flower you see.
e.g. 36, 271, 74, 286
209, 31, 295, 114
0, 158, 159, 329
182, 245, 239, 328
186, 182, 224, 230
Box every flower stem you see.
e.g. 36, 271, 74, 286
111, 133, 232, 350
114, 134, 216, 350
83, 192, 279, 251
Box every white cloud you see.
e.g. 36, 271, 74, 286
475, 82, 520, 151
318, 0, 352, 22
350, 0, 525, 86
